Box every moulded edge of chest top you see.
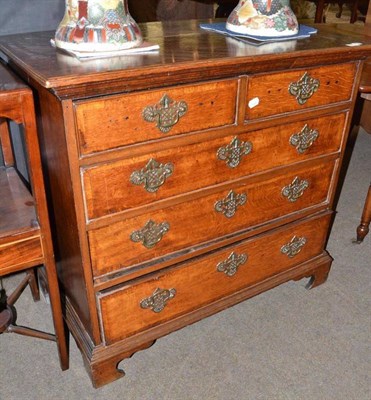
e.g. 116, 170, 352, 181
47, 50, 368, 100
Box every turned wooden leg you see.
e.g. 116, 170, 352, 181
356, 185, 371, 243
7, 323, 55, 341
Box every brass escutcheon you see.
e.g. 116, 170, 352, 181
288, 72, 320, 105
290, 124, 319, 154
282, 177, 309, 202
280, 236, 307, 258
130, 219, 170, 249
130, 158, 174, 193
214, 190, 247, 218
217, 136, 253, 168
140, 288, 176, 313
142, 94, 188, 133
217, 251, 248, 277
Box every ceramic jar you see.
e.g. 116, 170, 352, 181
226, 0, 299, 37
55, 0, 142, 53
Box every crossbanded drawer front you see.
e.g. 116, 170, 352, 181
88, 159, 336, 277
246, 62, 356, 120
82, 112, 346, 221
0, 236, 43, 274
75, 79, 238, 156
98, 212, 332, 344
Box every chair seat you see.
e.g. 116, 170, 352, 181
0, 167, 39, 237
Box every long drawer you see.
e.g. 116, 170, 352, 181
246, 62, 356, 120
82, 112, 346, 221
98, 212, 332, 344
88, 158, 336, 277
75, 79, 239, 156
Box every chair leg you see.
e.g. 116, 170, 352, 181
350, 0, 359, 23
314, 0, 326, 23
0, 118, 15, 167
27, 268, 40, 301
356, 185, 371, 243
42, 258, 70, 371
0, 269, 69, 370
7, 322, 55, 341
336, 1, 345, 18
19, 92, 70, 371
0, 273, 54, 339
6, 273, 33, 306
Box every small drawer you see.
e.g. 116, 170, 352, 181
88, 159, 336, 277
98, 212, 332, 344
246, 63, 356, 120
82, 112, 346, 221
0, 235, 43, 274
75, 79, 238, 156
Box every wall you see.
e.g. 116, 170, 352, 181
0, 0, 65, 168
0, 0, 65, 36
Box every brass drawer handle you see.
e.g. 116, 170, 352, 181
288, 72, 320, 105
130, 219, 170, 249
282, 177, 309, 202
281, 236, 307, 258
217, 136, 253, 168
290, 124, 319, 154
142, 94, 188, 133
217, 251, 248, 277
215, 190, 247, 218
140, 288, 176, 313
130, 158, 174, 193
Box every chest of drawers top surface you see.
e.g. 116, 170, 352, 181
0, 22, 370, 98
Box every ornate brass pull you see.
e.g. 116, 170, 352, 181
290, 124, 319, 154
140, 288, 176, 313
281, 236, 307, 258
130, 219, 170, 249
217, 252, 248, 277
215, 190, 247, 218
282, 177, 309, 202
288, 72, 320, 105
217, 136, 253, 168
130, 158, 174, 193
142, 94, 188, 133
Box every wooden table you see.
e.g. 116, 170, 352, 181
0, 22, 370, 388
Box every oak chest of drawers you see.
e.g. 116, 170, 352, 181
1, 22, 370, 387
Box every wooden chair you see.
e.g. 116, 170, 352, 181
0, 61, 68, 370
355, 60, 371, 243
